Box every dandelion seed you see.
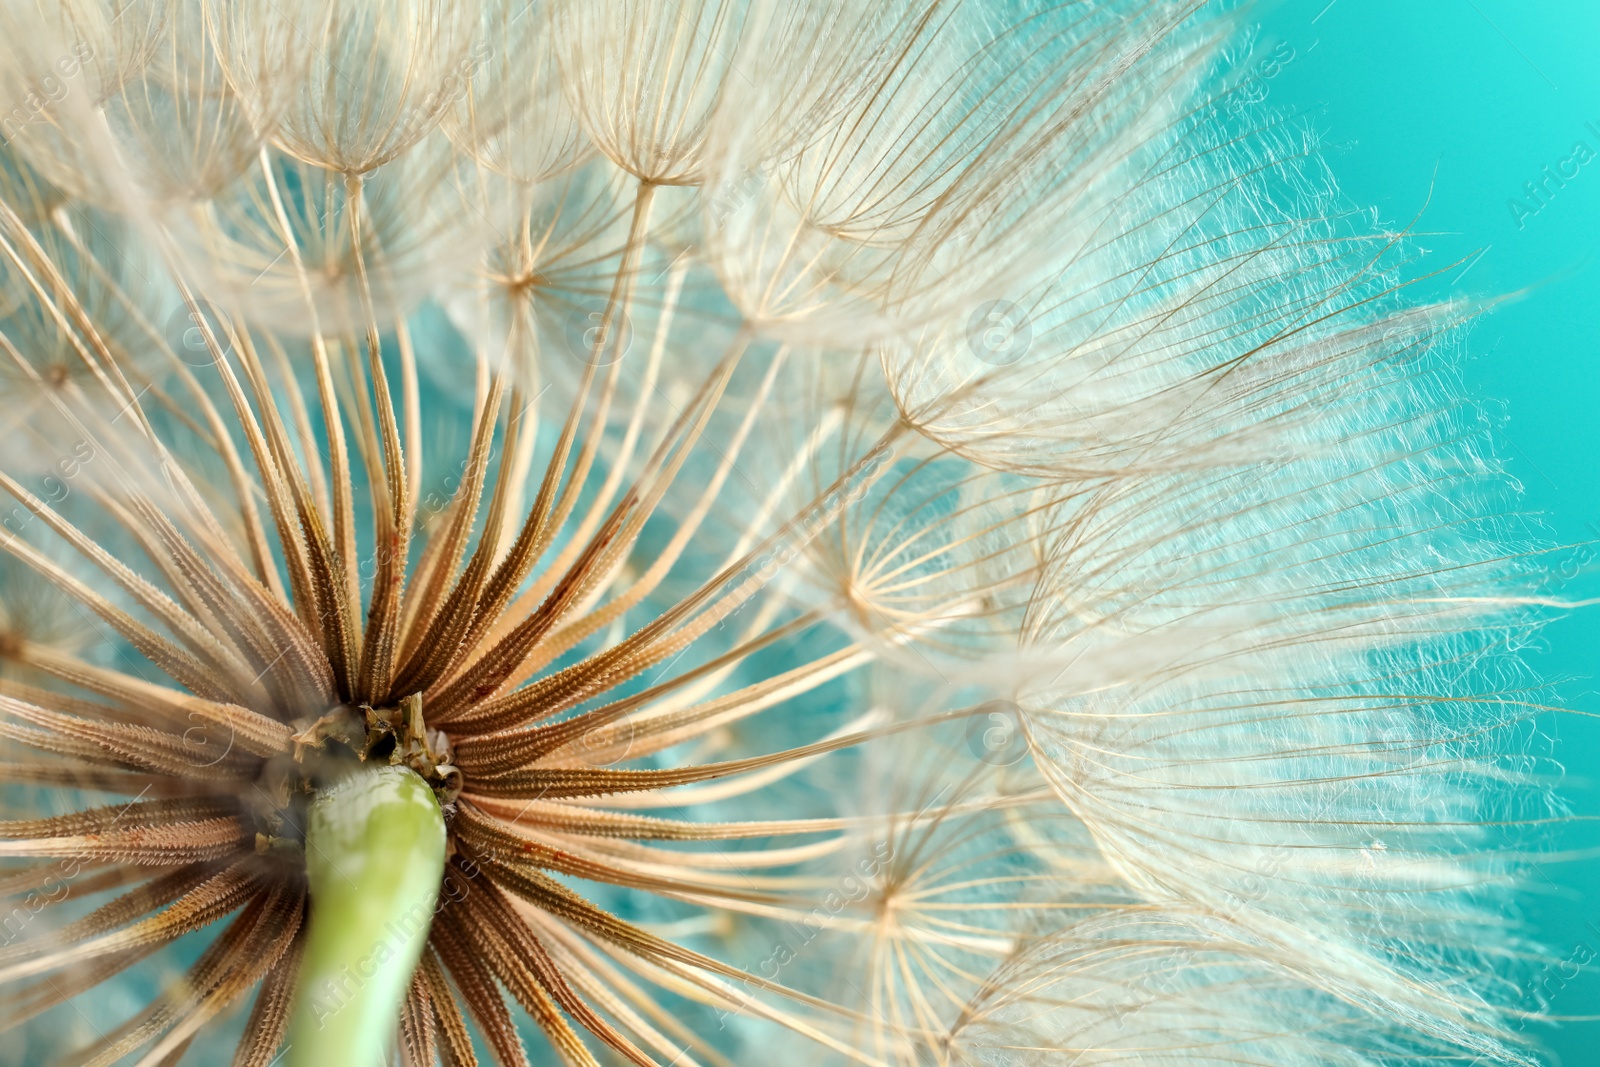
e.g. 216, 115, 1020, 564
0, 2, 1547, 1066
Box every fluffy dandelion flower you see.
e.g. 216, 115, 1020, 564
0, 2, 1547, 1065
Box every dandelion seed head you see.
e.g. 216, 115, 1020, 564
0, 2, 1551, 1066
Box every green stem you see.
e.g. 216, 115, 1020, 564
286, 764, 447, 1067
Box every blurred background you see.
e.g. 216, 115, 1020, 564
1252, 1, 1600, 1061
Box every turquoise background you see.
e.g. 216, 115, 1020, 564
1252, 1, 1600, 1061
